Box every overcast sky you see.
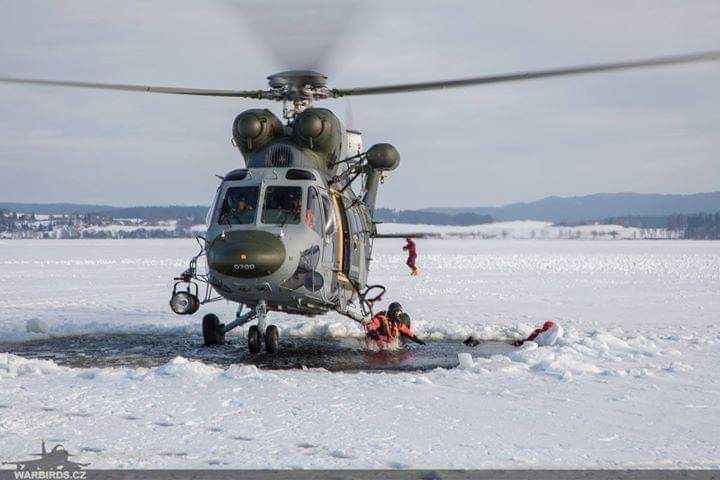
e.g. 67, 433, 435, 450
1, 0, 719, 209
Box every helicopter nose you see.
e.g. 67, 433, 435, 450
207, 230, 286, 278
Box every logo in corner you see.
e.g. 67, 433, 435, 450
2, 440, 89, 475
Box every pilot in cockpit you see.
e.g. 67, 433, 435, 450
220, 194, 255, 224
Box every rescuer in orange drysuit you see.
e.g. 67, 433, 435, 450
366, 302, 425, 346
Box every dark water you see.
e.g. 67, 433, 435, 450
0, 333, 514, 372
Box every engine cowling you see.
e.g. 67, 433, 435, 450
232, 109, 283, 155
293, 108, 343, 167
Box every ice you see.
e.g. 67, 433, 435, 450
457, 352, 475, 369
1, 238, 720, 468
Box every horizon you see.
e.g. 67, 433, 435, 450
2, 189, 720, 211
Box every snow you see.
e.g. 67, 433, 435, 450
1, 238, 719, 468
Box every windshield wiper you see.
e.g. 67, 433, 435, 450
279, 210, 299, 228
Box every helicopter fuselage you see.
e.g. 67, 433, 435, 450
204, 165, 367, 317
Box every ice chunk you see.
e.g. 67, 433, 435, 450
457, 352, 475, 369
534, 324, 563, 346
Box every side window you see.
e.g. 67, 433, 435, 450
306, 187, 323, 237
206, 187, 222, 227
321, 194, 335, 235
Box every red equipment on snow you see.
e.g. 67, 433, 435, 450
513, 321, 556, 346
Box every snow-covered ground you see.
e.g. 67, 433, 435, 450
1, 239, 719, 468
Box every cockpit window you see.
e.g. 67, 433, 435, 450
306, 187, 324, 237
218, 186, 259, 225
261, 186, 303, 225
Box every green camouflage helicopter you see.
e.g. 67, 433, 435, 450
2, 52, 719, 354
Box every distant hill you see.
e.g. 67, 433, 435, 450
5, 191, 720, 225
0, 202, 208, 221
0, 202, 118, 215
374, 208, 493, 226
91, 206, 208, 222
428, 192, 720, 223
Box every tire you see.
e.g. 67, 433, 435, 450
248, 325, 262, 354
202, 314, 223, 346
265, 325, 279, 354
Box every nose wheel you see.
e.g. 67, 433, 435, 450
247, 325, 262, 354
202, 301, 280, 355
265, 325, 279, 354
247, 324, 280, 354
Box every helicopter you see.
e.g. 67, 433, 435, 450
2, 51, 720, 354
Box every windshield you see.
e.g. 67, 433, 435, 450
261, 186, 302, 225
217, 186, 259, 225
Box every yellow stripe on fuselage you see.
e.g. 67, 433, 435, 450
329, 189, 349, 284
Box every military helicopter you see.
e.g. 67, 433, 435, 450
2, 51, 719, 354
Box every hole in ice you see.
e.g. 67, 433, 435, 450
0, 333, 517, 373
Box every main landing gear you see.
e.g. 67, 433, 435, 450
202, 300, 280, 354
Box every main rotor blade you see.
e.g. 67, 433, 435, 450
332, 50, 720, 97
0, 77, 265, 98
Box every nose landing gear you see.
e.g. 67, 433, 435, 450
247, 325, 262, 354
202, 301, 281, 355
265, 325, 280, 354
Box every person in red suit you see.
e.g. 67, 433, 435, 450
403, 237, 419, 276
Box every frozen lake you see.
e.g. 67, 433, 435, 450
1, 239, 719, 468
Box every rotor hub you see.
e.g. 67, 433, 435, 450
267, 70, 328, 89
264, 70, 333, 112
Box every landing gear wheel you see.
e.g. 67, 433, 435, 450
265, 325, 279, 354
202, 314, 224, 346
248, 325, 262, 354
